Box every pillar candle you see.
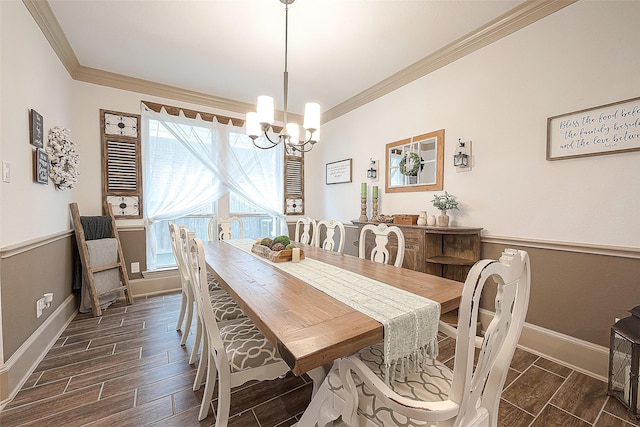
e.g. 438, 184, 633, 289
361, 182, 367, 198
372, 186, 378, 198
292, 247, 301, 263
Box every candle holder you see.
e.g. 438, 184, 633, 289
359, 197, 368, 222
371, 197, 379, 222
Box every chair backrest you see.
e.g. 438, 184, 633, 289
168, 222, 180, 265
294, 217, 317, 245
185, 236, 227, 362
208, 216, 244, 241
358, 223, 405, 267
449, 248, 531, 426
315, 220, 346, 253
169, 223, 186, 282
177, 225, 195, 284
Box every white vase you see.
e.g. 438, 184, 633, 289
426, 215, 436, 226
417, 210, 427, 226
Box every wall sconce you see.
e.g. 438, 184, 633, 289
454, 138, 471, 170
367, 158, 378, 180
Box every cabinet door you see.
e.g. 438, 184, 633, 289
398, 226, 426, 272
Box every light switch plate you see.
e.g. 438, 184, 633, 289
2, 161, 10, 183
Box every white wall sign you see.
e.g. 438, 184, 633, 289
547, 96, 640, 160
326, 158, 352, 185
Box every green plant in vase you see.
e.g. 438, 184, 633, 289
431, 191, 459, 227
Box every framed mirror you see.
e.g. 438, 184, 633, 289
385, 129, 444, 193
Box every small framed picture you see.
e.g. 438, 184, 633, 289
30, 109, 44, 148
34, 147, 49, 184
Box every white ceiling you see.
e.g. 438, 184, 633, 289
46, 0, 527, 117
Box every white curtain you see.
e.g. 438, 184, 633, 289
142, 104, 286, 269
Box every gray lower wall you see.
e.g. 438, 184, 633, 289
1, 236, 75, 361
481, 243, 638, 348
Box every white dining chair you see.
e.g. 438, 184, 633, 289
186, 236, 291, 424
169, 222, 196, 346
294, 217, 317, 245
315, 219, 346, 254
208, 216, 244, 241
177, 226, 245, 365
298, 248, 531, 427
358, 223, 405, 267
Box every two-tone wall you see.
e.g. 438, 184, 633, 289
2, 0, 639, 406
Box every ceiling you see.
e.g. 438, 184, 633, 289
36, 0, 567, 122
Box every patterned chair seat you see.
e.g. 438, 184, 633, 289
327, 343, 453, 427
209, 290, 245, 321
207, 271, 222, 291
219, 316, 285, 373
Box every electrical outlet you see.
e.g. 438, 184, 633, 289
131, 262, 140, 273
2, 161, 10, 183
36, 297, 45, 318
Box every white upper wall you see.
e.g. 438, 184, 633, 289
306, 1, 640, 248
0, 1, 74, 247
3, 0, 639, 250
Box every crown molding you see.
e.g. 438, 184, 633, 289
74, 65, 256, 116
26, 0, 576, 123
322, 0, 578, 123
22, 0, 80, 75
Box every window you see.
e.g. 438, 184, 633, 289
142, 105, 285, 271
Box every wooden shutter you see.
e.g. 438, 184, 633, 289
284, 151, 304, 215
100, 109, 142, 218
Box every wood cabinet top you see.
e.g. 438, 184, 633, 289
351, 220, 482, 234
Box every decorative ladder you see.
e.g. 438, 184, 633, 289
70, 202, 134, 316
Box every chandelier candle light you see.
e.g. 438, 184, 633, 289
246, 0, 320, 153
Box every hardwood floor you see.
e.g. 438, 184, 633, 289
2, 292, 638, 427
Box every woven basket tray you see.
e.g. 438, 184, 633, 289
251, 244, 305, 263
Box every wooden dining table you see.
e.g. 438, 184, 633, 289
204, 239, 464, 377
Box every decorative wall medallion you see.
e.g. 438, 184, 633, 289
285, 198, 303, 214
104, 113, 139, 137
107, 195, 140, 217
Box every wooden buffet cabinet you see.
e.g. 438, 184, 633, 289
353, 221, 482, 282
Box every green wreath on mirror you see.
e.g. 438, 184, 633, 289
399, 152, 421, 176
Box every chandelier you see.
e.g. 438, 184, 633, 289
245, 0, 320, 153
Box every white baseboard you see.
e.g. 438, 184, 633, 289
0, 294, 77, 409
479, 309, 609, 381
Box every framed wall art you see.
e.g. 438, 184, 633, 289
547, 96, 640, 160
326, 158, 352, 185
30, 109, 44, 148
34, 147, 49, 184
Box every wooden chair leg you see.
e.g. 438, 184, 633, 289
215, 370, 231, 427
198, 353, 217, 421
189, 316, 202, 365
193, 334, 208, 391
176, 290, 187, 332
180, 294, 193, 346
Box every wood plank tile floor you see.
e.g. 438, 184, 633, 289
2, 292, 639, 427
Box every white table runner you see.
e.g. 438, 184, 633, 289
225, 239, 441, 381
